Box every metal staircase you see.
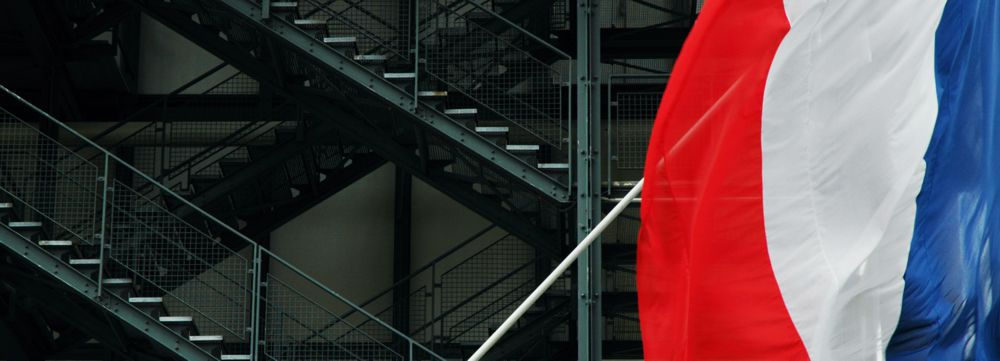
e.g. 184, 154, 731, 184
129, 0, 571, 252
342, 224, 574, 360
0, 85, 442, 360
85, 66, 386, 245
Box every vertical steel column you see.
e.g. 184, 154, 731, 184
394, 166, 413, 357
575, 0, 602, 359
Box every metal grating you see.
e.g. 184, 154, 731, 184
298, 0, 411, 61
421, 0, 569, 148
440, 235, 535, 343
614, 92, 660, 169
107, 179, 252, 338
0, 112, 100, 243
263, 272, 403, 361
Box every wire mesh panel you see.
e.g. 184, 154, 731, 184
421, 0, 569, 147
0, 109, 100, 243
205, 72, 260, 94
614, 92, 660, 169
439, 235, 535, 343
262, 270, 405, 361
298, 0, 411, 61
0, 84, 445, 361
107, 179, 252, 339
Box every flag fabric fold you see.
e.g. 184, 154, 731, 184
637, 0, 1000, 360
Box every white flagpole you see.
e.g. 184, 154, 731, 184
468, 178, 645, 361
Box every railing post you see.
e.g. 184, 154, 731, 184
575, 0, 603, 359
97, 153, 111, 298
412, 0, 420, 111
250, 244, 263, 361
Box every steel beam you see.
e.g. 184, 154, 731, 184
392, 167, 412, 351
0, 226, 215, 361
575, 0, 602, 359
131, 0, 558, 251
210, 0, 570, 202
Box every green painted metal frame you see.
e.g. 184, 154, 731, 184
0, 82, 446, 361
213, 0, 571, 202
576, 0, 603, 359
0, 225, 216, 361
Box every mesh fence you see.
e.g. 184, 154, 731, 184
614, 92, 660, 169
107, 179, 252, 339
0, 110, 100, 243
298, 0, 411, 61
263, 270, 405, 361
440, 235, 535, 343
421, 0, 568, 147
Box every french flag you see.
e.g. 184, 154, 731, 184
637, 0, 999, 360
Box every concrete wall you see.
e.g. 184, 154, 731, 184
136, 14, 242, 94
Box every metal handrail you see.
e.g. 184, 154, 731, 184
0, 83, 444, 361
261, 247, 442, 359
459, 0, 571, 59
305, 224, 497, 343
86, 62, 231, 149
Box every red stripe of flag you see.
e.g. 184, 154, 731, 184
636, 1, 808, 359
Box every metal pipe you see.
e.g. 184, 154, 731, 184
467, 178, 644, 361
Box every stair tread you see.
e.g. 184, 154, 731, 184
417, 90, 447, 97
189, 335, 224, 342
270, 1, 297, 7
69, 258, 101, 266
8, 221, 42, 227
538, 163, 570, 169
294, 19, 326, 25
129, 297, 163, 303
323, 36, 357, 43
38, 240, 74, 247
475, 126, 508, 133
354, 54, 387, 61
446, 108, 478, 115
159, 316, 194, 323
0, 202, 12, 208
384, 72, 415, 79
506, 144, 540, 152
102, 278, 133, 285
221, 355, 251, 360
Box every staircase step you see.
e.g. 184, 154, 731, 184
293, 19, 326, 28
159, 316, 194, 324
69, 258, 101, 266
384, 72, 415, 80
354, 54, 387, 62
8, 221, 42, 238
190, 335, 224, 357
189, 335, 224, 342
129, 297, 163, 304
323, 36, 357, 45
69, 258, 101, 279
538, 163, 570, 170
0, 202, 13, 216
8, 221, 42, 229
475, 126, 508, 134
102, 278, 133, 285
38, 240, 74, 260
101, 278, 134, 299
221, 355, 252, 361
506, 144, 540, 152
418, 90, 448, 97
38, 240, 74, 247
129, 297, 165, 318
270, 2, 298, 9
446, 108, 479, 117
